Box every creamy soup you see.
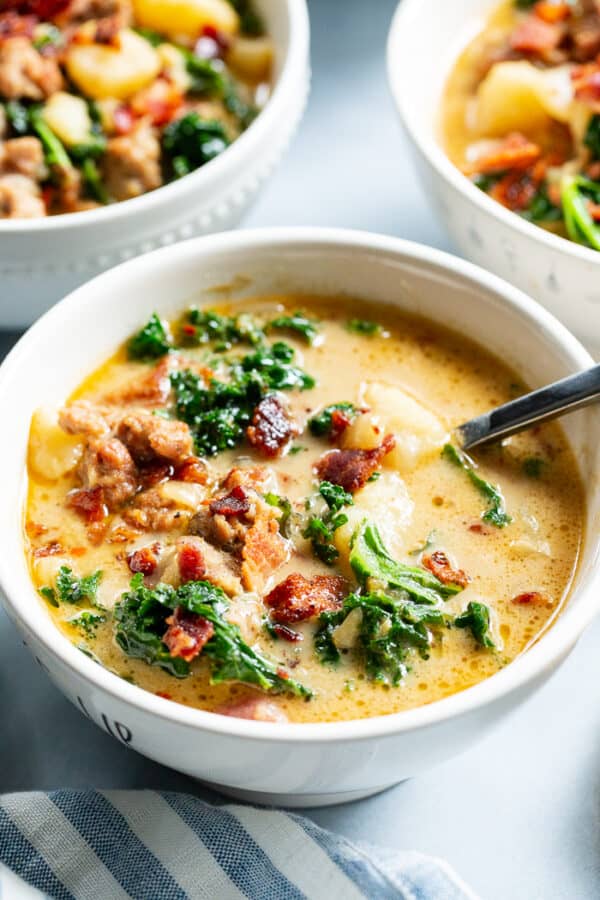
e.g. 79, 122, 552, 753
24, 296, 584, 723
443, 0, 600, 250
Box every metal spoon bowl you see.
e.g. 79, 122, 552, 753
455, 363, 600, 452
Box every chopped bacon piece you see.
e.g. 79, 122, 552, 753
490, 170, 539, 212
176, 457, 208, 484
127, 541, 162, 576
177, 537, 206, 583
329, 407, 354, 442
512, 591, 546, 605
223, 465, 270, 494
422, 551, 470, 588
265, 573, 347, 624
469, 133, 541, 176
209, 485, 250, 518
163, 606, 214, 662
138, 462, 174, 489
33, 540, 63, 558
247, 394, 298, 458
510, 14, 564, 54
67, 485, 107, 523
534, 1, 571, 24
214, 696, 289, 723
315, 435, 396, 493
271, 623, 302, 642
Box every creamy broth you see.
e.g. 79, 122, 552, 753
25, 296, 584, 723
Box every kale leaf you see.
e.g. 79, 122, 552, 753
162, 113, 229, 178
128, 313, 172, 361
561, 175, 600, 251
442, 443, 511, 527
240, 341, 316, 390
302, 481, 353, 565
455, 601, 496, 649
29, 106, 72, 171
227, 0, 265, 35
180, 307, 264, 350
267, 312, 319, 345
585, 114, 600, 160
346, 318, 382, 336
40, 566, 103, 607
264, 492, 293, 537
349, 520, 461, 603
114, 575, 312, 695
68, 610, 106, 635
309, 402, 358, 438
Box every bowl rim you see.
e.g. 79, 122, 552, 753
2, 226, 599, 744
386, 0, 600, 268
0, 0, 310, 234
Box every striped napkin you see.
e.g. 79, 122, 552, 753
0, 791, 477, 900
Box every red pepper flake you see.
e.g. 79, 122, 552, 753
512, 591, 546, 605
469, 522, 493, 535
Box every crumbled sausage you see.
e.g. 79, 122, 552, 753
163, 606, 214, 662
247, 394, 297, 457
123, 487, 186, 532
77, 435, 137, 509
0, 37, 63, 100
0, 137, 46, 181
101, 123, 162, 201
315, 435, 396, 492
0, 174, 45, 218
59, 401, 110, 437
265, 573, 347, 624
116, 410, 194, 465
422, 551, 470, 588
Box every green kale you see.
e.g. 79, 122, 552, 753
561, 175, 600, 250
180, 307, 264, 350
33, 24, 63, 52
455, 601, 496, 649
521, 185, 562, 224
182, 52, 228, 97
585, 114, 600, 160
69, 610, 106, 636
267, 312, 319, 345
162, 113, 229, 178
227, 0, 265, 34
302, 481, 353, 565
315, 592, 447, 686
309, 402, 358, 438
29, 107, 72, 171
80, 157, 109, 204
114, 575, 311, 695
40, 566, 103, 607
349, 520, 461, 603
133, 27, 164, 46
170, 367, 261, 456
472, 172, 501, 193
240, 341, 315, 390
522, 456, 546, 478
346, 318, 382, 336
442, 443, 511, 527
128, 313, 172, 361
264, 492, 293, 537
514, 0, 536, 7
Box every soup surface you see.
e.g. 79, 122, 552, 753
0, 0, 270, 218
443, 0, 600, 251
25, 296, 584, 723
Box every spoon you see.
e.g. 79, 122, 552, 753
455, 363, 600, 452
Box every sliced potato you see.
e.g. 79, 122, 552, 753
133, 0, 239, 41
42, 92, 93, 147
66, 27, 161, 101
34, 555, 72, 588
156, 42, 192, 93
226, 35, 273, 82
475, 61, 573, 136
159, 480, 207, 509
29, 407, 83, 481
360, 381, 448, 473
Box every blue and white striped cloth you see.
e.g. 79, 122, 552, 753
0, 791, 477, 899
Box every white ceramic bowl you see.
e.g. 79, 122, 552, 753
0, 0, 309, 329
1, 228, 599, 808
387, 0, 600, 356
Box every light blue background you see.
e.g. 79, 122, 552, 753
1, 2, 598, 898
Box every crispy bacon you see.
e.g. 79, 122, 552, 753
490, 170, 539, 211
177, 537, 207, 583
271, 623, 302, 642
163, 606, 214, 662
176, 457, 208, 484
265, 573, 347, 624
127, 541, 162, 576
469, 133, 541, 175
510, 14, 565, 54
512, 591, 546, 605
315, 435, 395, 492
33, 540, 63, 558
67, 485, 107, 523
422, 551, 470, 588
209, 485, 250, 518
247, 394, 297, 458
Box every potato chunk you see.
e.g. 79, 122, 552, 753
133, 0, 239, 41
226, 36, 273, 82
475, 61, 573, 136
66, 28, 161, 101
29, 407, 83, 481
359, 382, 448, 473
42, 92, 93, 147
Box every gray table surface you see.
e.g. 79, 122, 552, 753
2, 1, 599, 898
